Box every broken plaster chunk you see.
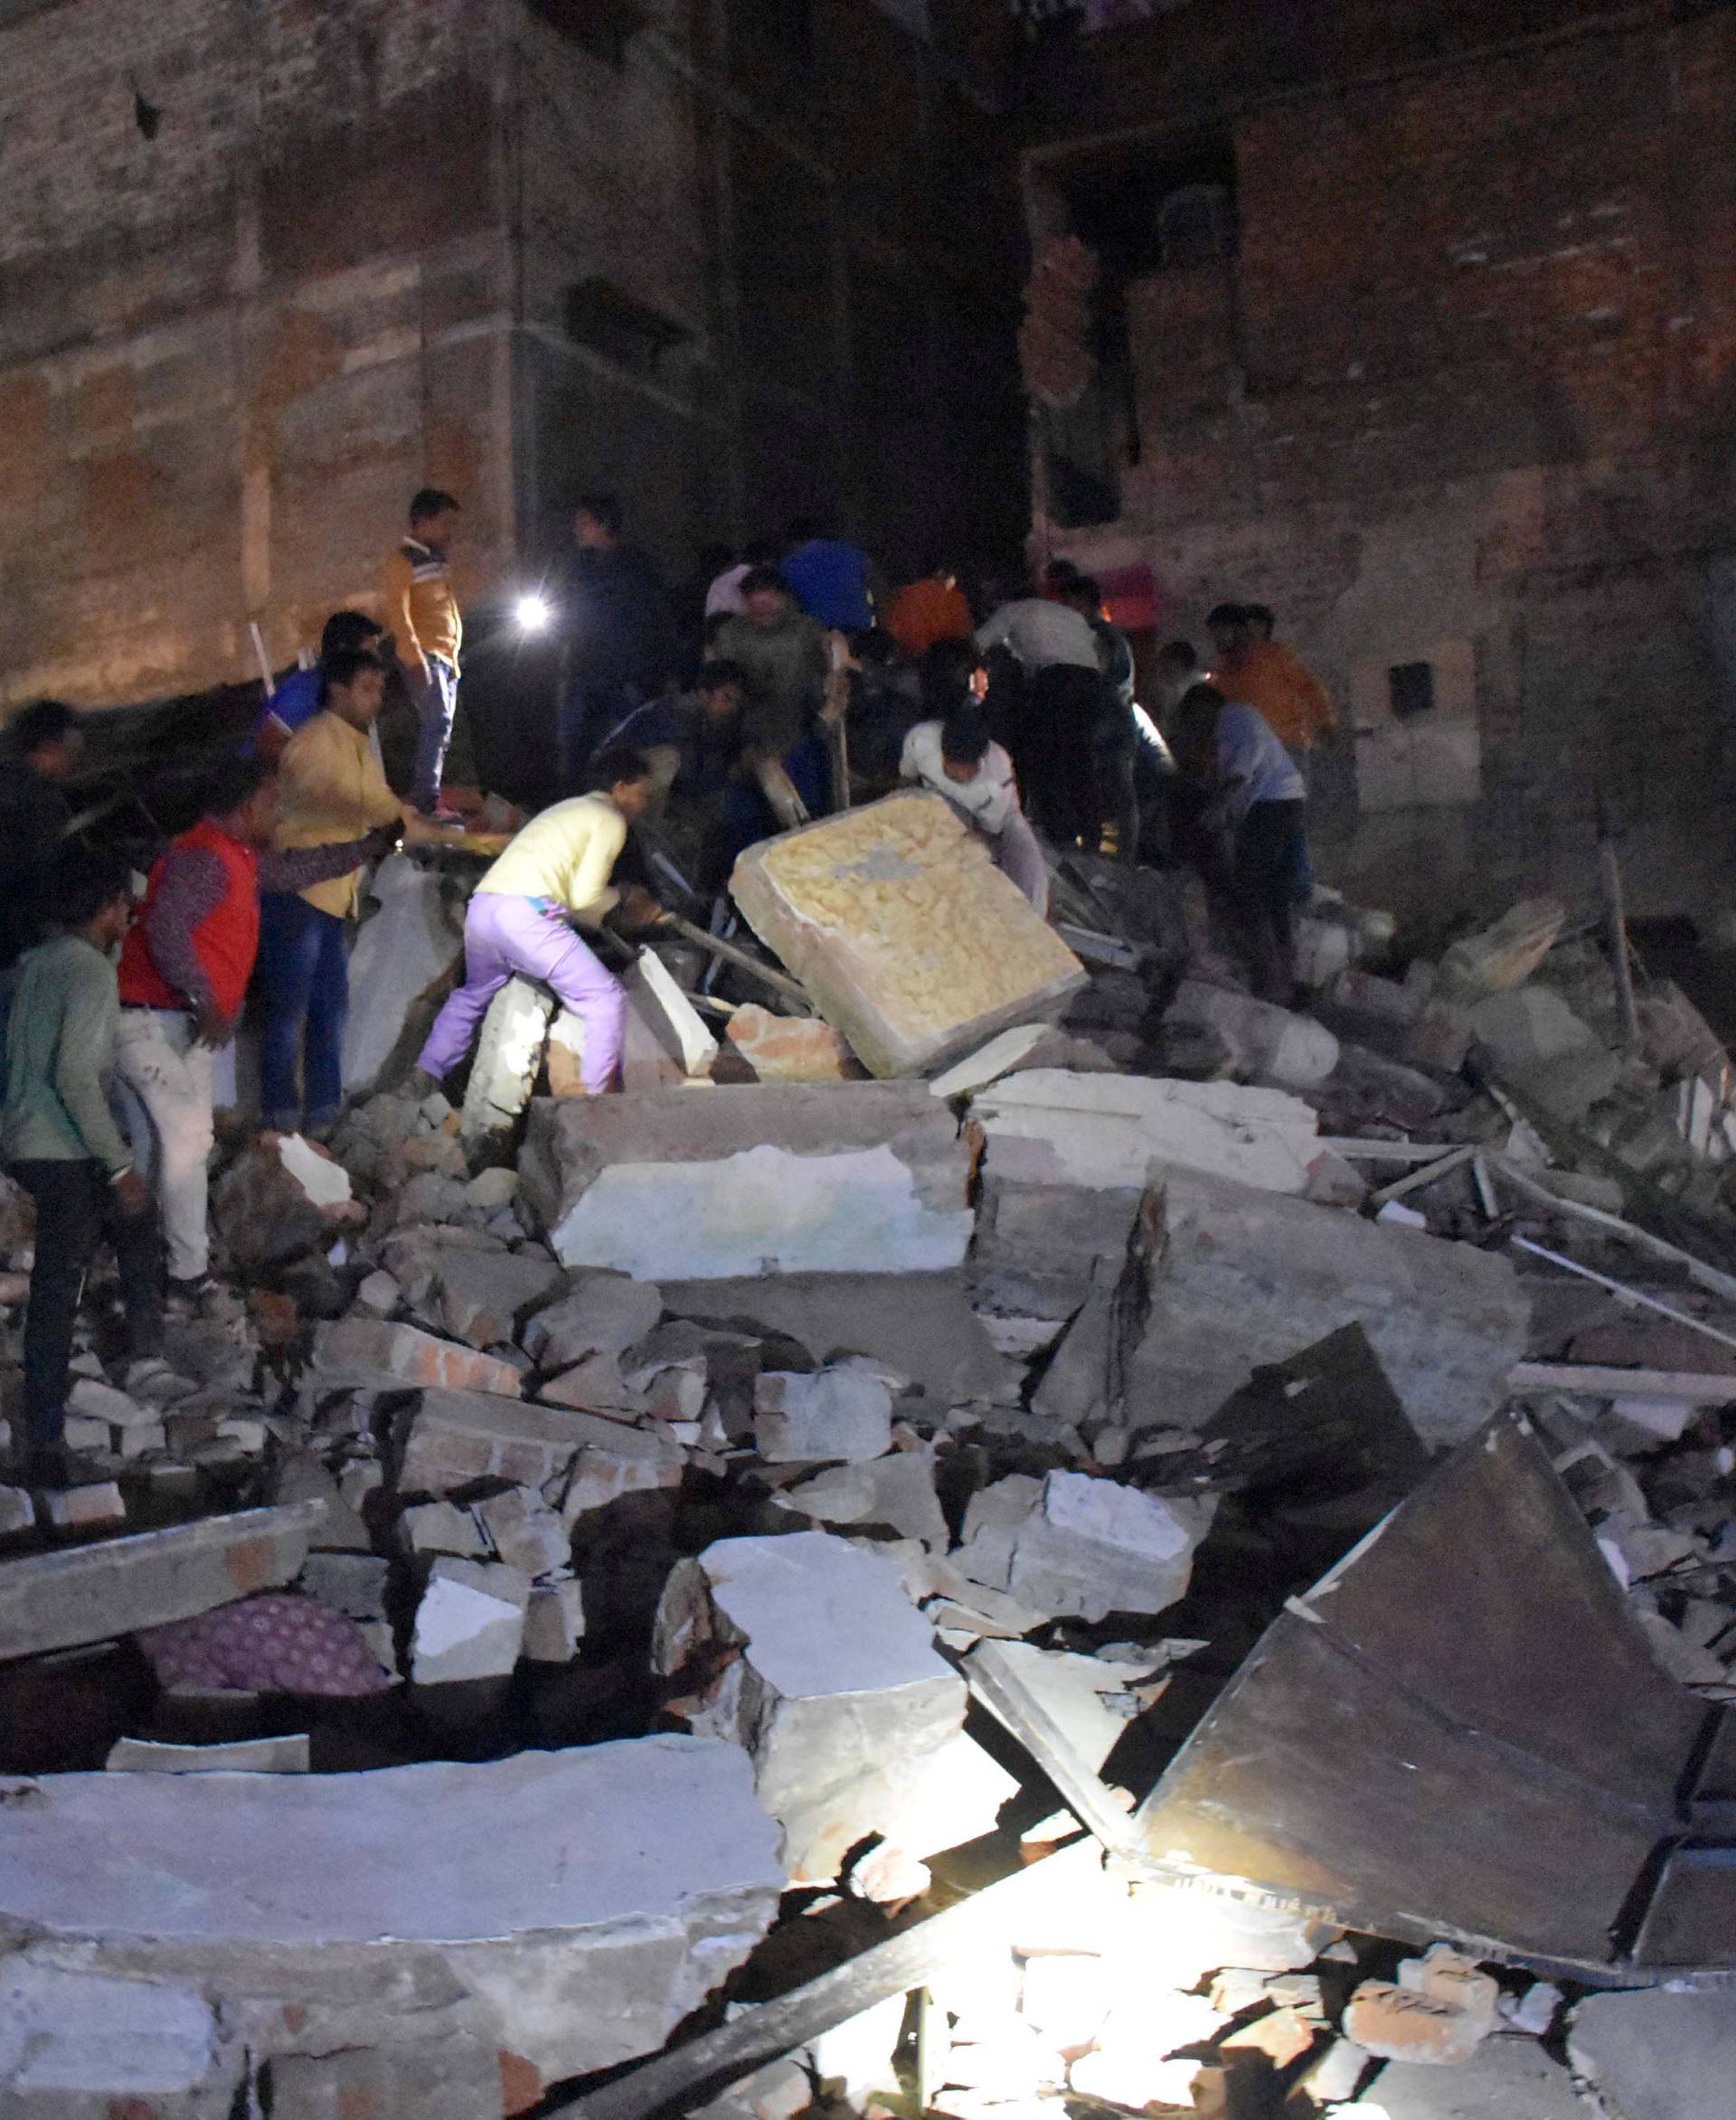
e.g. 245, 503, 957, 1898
772, 1448, 948, 1549
753, 1366, 894, 1463
957, 1471, 1212, 1625
0, 1486, 35, 1537
106, 1732, 311, 1774
472, 1485, 572, 1577
277, 1130, 354, 1209
410, 1556, 532, 1683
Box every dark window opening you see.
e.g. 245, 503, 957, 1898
1037, 135, 1238, 530
524, 0, 647, 67
564, 279, 693, 379
1390, 662, 1437, 720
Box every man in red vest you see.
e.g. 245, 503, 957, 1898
115, 758, 397, 1309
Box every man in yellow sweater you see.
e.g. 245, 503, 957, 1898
415, 748, 660, 1097
381, 488, 464, 817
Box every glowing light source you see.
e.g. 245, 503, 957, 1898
514, 593, 552, 634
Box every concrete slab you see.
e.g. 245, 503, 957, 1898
313, 1317, 524, 1397
0, 1737, 786, 2092
1369, 2033, 1583, 2118
0, 1501, 326, 1663
972, 1069, 1322, 1195
1569, 1986, 1736, 2120
106, 1733, 312, 1773
1126, 1167, 1532, 1446
520, 1082, 974, 1279
730, 792, 1087, 1079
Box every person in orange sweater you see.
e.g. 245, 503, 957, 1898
380, 488, 464, 818
883, 561, 974, 661
1207, 603, 1336, 757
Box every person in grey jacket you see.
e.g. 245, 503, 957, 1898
4, 849, 161, 1484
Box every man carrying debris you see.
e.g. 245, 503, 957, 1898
414, 748, 662, 1100
114, 758, 399, 1312
1171, 682, 1308, 1003
901, 641, 1049, 916
974, 586, 1103, 847
259, 648, 424, 1136
4, 849, 162, 1485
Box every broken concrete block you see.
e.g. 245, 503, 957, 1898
464, 1165, 521, 1212
297, 1551, 391, 1623
341, 853, 465, 1094
523, 1272, 665, 1369
661, 1271, 1020, 1405
396, 1388, 680, 1503
927, 1022, 1050, 1098
410, 1556, 532, 1682
0, 1486, 34, 1537
1343, 1974, 1493, 2066
314, 1317, 523, 1398
212, 1140, 345, 1274
773, 1449, 948, 1550
473, 1485, 572, 1576
1125, 1168, 1530, 1446
521, 1081, 974, 1278
731, 791, 1087, 1079
398, 1498, 488, 1559
955, 1470, 1211, 1624
459, 974, 556, 1156
0, 1737, 785, 2093
1435, 896, 1566, 1004
0, 1956, 243, 2116
655, 1530, 970, 1881
1569, 1986, 1736, 2120
277, 1130, 354, 1211
67, 1375, 156, 1429
972, 1069, 1322, 1195
1168, 979, 1340, 1088
523, 1575, 586, 1663
106, 1732, 311, 1773
753, 1366, 894, 1463
0, 1501, 325, 1662
266, 2034, 508, 2120
434, 1247, 563, 1350
630, 949, 720, 1076
724, 1004, 858, 1081
381, 1224, 506, 1306
1470, 985, 1620, 1118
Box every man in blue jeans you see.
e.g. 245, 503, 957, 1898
259, 650, 416, 1133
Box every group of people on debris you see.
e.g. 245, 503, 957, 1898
0, 484, 1337, 1486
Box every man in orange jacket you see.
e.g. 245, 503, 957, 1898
1207, 603, 1336, 756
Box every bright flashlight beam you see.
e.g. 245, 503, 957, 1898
514, 593, 552, 634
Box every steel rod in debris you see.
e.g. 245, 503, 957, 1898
962, 1638, 1146, 1864
1491, 1155, 1736, 1305
1596, 794, 1642, 1051
548, 1856, 1061, 2120
656, 912, 813, 1011
1510, 1362, 1736, 1404
1510, 1236, 1736, 1357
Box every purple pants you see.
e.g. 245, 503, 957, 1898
419, 892, 626, 1095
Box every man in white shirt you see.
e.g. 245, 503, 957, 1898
974, 594, 1103, 847
901, 707, 1049, 916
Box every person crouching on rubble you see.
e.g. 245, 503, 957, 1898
4, 850, 162, 1487
114, 758, 399, 1315
901, 639, 1049, 918
414, 748, 664, 1099
1171, 681, 1308, 1004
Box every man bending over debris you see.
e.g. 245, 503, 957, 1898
115, 758, 399, 1313
415, 747, 662, 1099
901, 641, 1049, 917
1172, 681, 1308, 1003
4, 850, 161, 1486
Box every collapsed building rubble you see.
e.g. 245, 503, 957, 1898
8, 837, 1736, 2116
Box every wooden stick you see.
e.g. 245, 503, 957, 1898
1509, 1236, 1736, 1357
547, 1856, 1064, 2120
1318, 1139, 1461, 1163
1368, 1145, 1477, 1209
657, 913, 813, 1012
1510, 1362, 1736, 1404
1596, 792, 1641, 1051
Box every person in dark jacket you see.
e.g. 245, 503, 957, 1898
0, 699, 83, 988
554, 493, 674, 793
